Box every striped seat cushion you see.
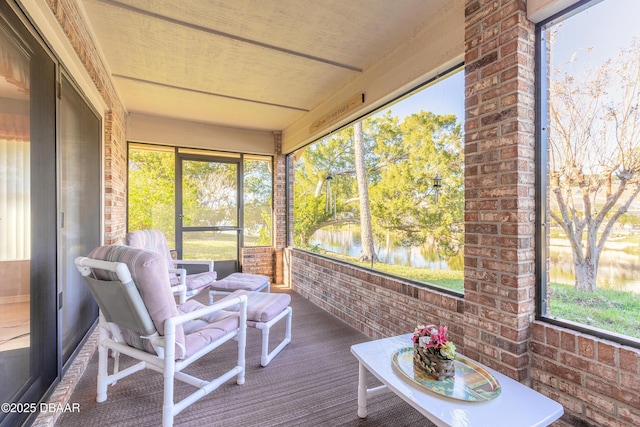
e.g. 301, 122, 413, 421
178, 299, 240, 358
170, 271, 217, 292
219, 290, 291, 325
211, 272, 269, 292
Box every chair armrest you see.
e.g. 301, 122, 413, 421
168, 294, 248, 327
168, 268, 187, 285
170, 283, 187, 303
174, 259, 214, 272
168, 268, 187, 303
163, 294, 248, 361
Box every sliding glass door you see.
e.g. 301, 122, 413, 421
58, 74, 100, 365
0, 3, 57, 425
0, 22, 33, 411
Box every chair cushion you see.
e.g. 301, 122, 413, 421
88, 245, 187, 359
211, 272, 270, 292
125, 229, 176, 278
178, 299, 240, 358
170, 271, 217, 292
220, 290, 291, 324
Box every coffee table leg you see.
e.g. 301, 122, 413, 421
357, 362, 368, 418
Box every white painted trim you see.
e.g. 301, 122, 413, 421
527, 0, 583, 23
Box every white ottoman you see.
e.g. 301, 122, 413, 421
219, 289, 292, 366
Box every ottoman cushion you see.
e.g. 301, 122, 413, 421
220, 289, 291, 324
212, 273, 269, 292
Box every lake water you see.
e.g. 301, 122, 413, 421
310, 228, 640, 293
310, 228, 463, 270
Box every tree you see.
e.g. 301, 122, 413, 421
354, 121, 378, 262
128, 149, 176, 240
244, 159, 273, 245
293, 130, 358, 246
292, 110, 464, 263
368, 111, 464, 257
548, 41, 640, 292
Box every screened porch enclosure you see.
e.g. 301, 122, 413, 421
3, 1, 640, 427
127, 144, 273, 279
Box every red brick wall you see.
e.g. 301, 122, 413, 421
532, 323, 640, 427
273, 131, 286, 284
290, 251, 464, 341
241, 246, 274, 282
46, 0, 127, 245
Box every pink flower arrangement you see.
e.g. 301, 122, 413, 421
412, 324, 456, 360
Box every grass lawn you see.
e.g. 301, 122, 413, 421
549, 282, 640, 339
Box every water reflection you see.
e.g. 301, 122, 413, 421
310, 228, 640, 292
550, 245, 640, 292
310, 228, 459, 270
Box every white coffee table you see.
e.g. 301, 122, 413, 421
351, 334, 564, 427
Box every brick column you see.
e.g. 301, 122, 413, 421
273, 132, 287, 284
104, 110, 128, 244
464, 0, 536, 381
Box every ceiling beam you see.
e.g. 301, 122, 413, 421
100, 0, 363, 72
113, 74, 310, 111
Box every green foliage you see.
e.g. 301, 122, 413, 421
293, 110, 465, 261
182, 161, 237, 227
293, 193, 331, 246
255, 208, 273, 246
128, 148, 176, 241
244, 159, 273, 246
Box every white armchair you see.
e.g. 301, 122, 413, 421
75, 245, 247, 427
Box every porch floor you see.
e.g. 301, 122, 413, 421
52, 286, 430, 426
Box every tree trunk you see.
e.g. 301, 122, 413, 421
354, 121, 377, 262
574, 258, 598, 292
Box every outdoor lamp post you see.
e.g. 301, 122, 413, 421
433, 173, 441, 203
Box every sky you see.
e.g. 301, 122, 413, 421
550, 0, 640, 72
374, 69, 465, 123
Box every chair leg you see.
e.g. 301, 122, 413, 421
162, 370, 175, 427
237, 316, 246, 385
256, 306, 292, 366
162, 319, 178, 427
96, 322, 110, 402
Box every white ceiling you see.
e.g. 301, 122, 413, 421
79, 0, 449, 132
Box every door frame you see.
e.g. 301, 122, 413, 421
176, 153, 245, 276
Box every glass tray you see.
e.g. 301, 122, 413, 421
392, 347, 501, 402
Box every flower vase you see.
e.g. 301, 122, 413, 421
414, 345, 455, 381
